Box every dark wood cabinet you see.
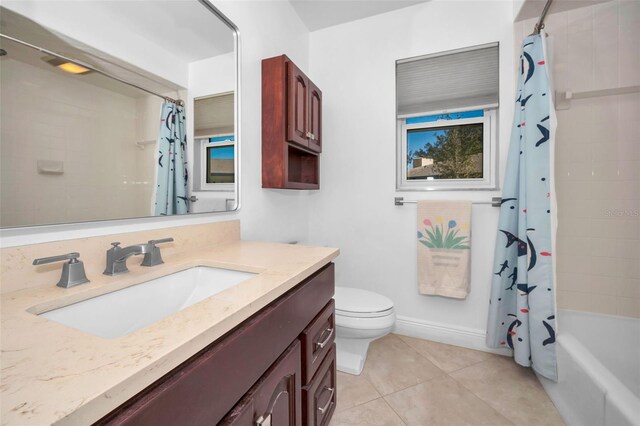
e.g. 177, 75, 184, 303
97, 264, 335, 426
302, 345, 336, 426
220, 341, 302, 426
263, 55, 322, 190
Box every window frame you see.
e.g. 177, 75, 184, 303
199, 134, 235, 191
396, 108, 497, 191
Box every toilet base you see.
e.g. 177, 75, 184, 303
335, 337, 371, 375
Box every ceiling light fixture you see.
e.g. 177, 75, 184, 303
44, 56, 92, 75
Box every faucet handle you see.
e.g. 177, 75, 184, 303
33, 252, 90, 288
141, 238, 174, 267
147, 238, 174, 246
110, 242, 121, 248
33, 252, 81, 265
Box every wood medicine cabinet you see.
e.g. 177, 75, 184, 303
262, 55, 322, 190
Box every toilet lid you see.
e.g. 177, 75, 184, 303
334, 287, 394, 317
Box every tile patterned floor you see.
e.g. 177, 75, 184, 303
329, 334, 565, 426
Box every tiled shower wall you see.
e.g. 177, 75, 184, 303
0, 58, 156, 227
516, 0, 640, 318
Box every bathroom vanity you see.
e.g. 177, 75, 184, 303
0, 221, 339, 426
98, 264, 336, 426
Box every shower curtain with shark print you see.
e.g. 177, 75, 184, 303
154, 101, 189, 216
486, 33, 558, 381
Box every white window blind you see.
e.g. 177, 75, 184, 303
396, 43, 499, 117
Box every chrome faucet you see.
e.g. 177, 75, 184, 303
33, 252, 90, 288
103, 238, 174, 276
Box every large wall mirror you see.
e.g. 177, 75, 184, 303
0, 0, 239, 229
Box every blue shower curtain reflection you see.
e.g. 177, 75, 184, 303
154, 101, 189, 216
486, 34, 558, 381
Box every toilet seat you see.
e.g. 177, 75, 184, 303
336, 308, 394, 318
334, 287, 394, 318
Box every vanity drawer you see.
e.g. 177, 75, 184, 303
301, 299, 335, 384
302, 344, 336, 426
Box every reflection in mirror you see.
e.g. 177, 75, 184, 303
0, 1, 238, 228
191, 93, 236, 212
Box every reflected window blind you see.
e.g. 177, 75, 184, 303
396, 43, 499, 117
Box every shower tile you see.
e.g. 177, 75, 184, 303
557, 216, 590, 238
592, 294, 621, 315
618, 278, 640, 299
590, 237, 618, 257
557, 272, 592, 293
618, 0, 640, 87
618, 239, 640, 260
616, 297, 640, 318
450, 356, 564, 426
556, 162, 592, 181
567, 30, 594, 93
590, 275, 619, 296
568, 6, 593, 34
593, 18, 619, 89
590, 256, 619, 277
557, 236, 591, 257
558, 290, 593, 312
384, 377, 513, 426
619, 258, 640, 279
558, 254, 589, 274
590, 180, 621, 201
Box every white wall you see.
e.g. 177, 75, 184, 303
307, 0, 516, 343
0, 0, 313, 247
212, 1, 313, 244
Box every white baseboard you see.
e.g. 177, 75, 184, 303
393, 315, 512, 356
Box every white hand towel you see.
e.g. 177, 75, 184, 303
417, 201, 472, 299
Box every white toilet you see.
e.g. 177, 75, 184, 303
334, 286, 395, 375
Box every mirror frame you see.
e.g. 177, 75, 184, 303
0, 0, 241, 239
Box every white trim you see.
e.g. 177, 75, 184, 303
393, 315, 512, 356
397, 109, 497, 191
199, 135, 235, 192
398, 103, 499, 119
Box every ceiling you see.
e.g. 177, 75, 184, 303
515, 0, 610, 21
103, 1, 234, 62
289, 0, 430, 31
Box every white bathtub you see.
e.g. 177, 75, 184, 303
537, 310, 640, 426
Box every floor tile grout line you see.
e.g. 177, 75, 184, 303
446, 372, 517, 426
378, 396, 408, 426
396, 333, 502, 375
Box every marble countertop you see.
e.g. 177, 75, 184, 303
1, 240, 339, 425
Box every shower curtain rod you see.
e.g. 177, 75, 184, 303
0, 33, 183, 105
530, 0, 553, 36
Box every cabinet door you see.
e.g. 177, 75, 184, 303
221, 341, 302, 426
307, 81, 322, 153
287, 61, 309, 149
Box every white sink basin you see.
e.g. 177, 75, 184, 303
38, 266, 257, 339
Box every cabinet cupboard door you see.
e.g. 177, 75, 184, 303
308, 81, 322, 153
287, 61, 309, 149
221, 341, 302, 426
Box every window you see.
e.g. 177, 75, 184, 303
200, 135, 235, 190
396, 43, 499, 190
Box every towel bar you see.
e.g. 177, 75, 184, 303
394, 197, 502, 207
